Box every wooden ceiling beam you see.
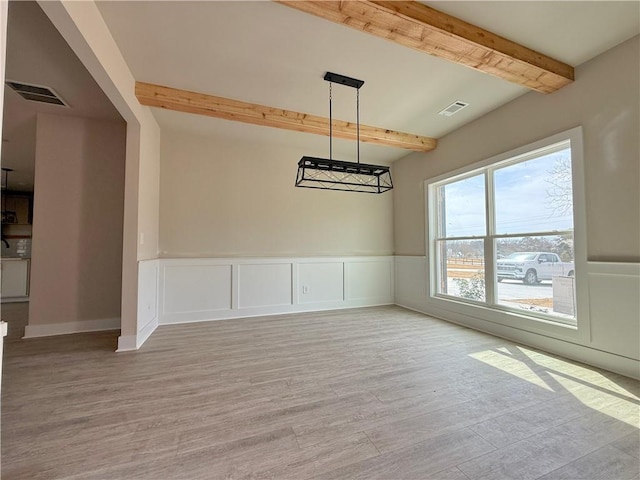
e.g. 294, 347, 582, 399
277, 1, 574, 93
135, 82, 437, 152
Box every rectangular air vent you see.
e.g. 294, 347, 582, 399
438, 101, 469, 117
6, 81, 68, 107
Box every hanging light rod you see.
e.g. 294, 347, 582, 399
295, 72, 393, 194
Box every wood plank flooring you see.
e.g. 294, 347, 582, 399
2, 304, 639, 479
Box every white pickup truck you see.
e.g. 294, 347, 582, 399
497, 252, 575, 285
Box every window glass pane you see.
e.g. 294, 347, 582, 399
438, 174, 486, 238
437, 239, 485, 302
494, 148, 573, 235
496, 235, 576, 323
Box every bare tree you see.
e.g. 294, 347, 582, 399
545, 157, 573, 215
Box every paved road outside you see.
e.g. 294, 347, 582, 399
497, 279, 554, 301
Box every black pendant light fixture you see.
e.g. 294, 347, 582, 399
295, 72, 393, 194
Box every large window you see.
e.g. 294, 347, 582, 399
429, 135, 580, 326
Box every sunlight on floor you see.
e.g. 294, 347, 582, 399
469, 345, 640, 429
517, 346, 639, 401
549, 373, 640, 428
469, 349, 555, 391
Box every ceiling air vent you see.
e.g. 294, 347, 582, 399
438, 100, 469, 117
5, 81, 68, 107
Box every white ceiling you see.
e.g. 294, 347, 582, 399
2, 1, 639, 190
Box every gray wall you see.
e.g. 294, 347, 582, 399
393, 35, 639, 263
29, 113, 126, 326
159, 130, 394, 257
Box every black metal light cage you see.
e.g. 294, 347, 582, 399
295, 156, 393, 194
295, 72, 393, 194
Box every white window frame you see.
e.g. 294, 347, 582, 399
425, 127, 589, 343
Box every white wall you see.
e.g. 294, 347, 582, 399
38, 0, 161, 349
393, 36, 640, 378
160, 130, 394, 257
26, 113, 125, 336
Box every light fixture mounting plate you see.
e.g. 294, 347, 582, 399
324, 72, 364, 89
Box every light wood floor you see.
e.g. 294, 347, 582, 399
2, 303, 639, 479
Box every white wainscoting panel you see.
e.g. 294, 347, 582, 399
120, 259, 160, 351
164, 264, 232, 313
394, 256, 427, 309
346, 260, 393, 301
137, 260, 159, 330
298, 262, 344, 305
238, 263, 292, 309
588, 262, 640, 361
156, 256, 394, 325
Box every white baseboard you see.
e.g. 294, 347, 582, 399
161, 298, 393, 325
116, 316, 158, 352
136, 315, 158, 348
116, 334, 137, 352
23, 317, 120, 339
